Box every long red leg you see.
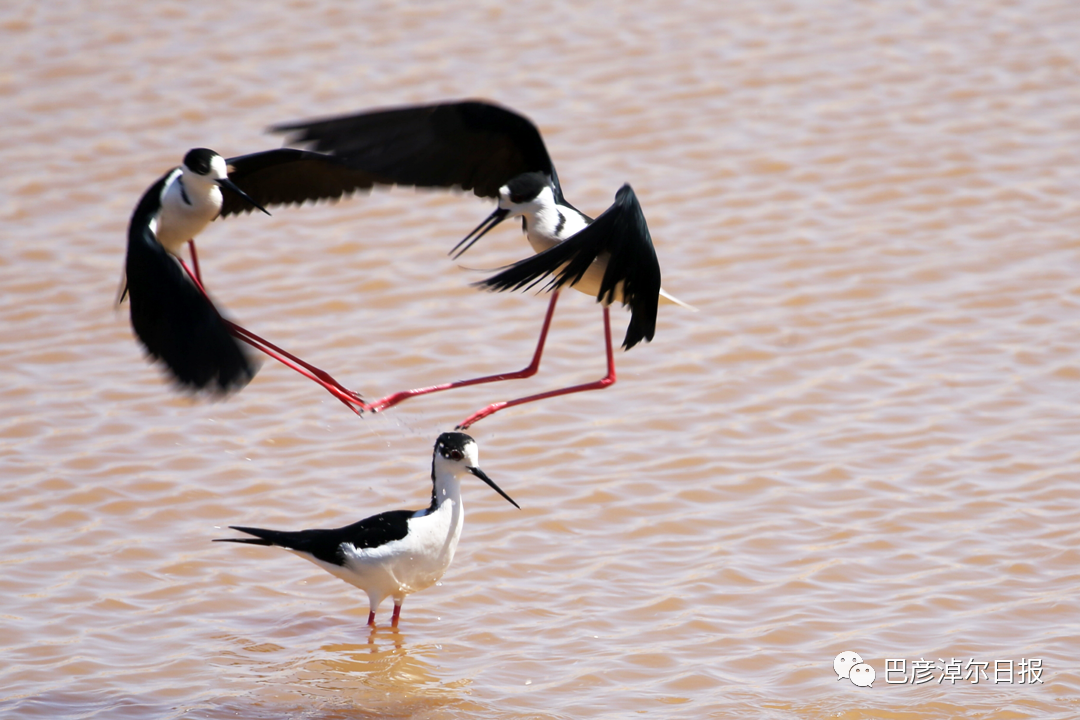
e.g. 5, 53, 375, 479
177, 258, 368, 414
224, 321, 367, 413
390, 603, 402, 628
187, 240, 202, 285
456, 304, 617, 430
367, 610, 376, 627
366, 291, 562, 413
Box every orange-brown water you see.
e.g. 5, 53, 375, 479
3, 1, 1080, 717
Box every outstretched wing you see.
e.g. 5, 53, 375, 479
221, 148, 386, 217
478, 184, 661, 350
271, 100, 558, 200
125, 175, 258, 392
217, 510, 415, 566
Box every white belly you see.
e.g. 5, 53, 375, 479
157, 203, 219, 255
156, 175, 223, 256
315, 500, 463, 610
525, 225, 693, 309
525, 226, 622, 304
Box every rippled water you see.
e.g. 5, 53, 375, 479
3, 0, 1080, 717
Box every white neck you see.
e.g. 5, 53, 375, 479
431, 470, 464, 510
155, 168, 223, 255
519, 187, 589, 252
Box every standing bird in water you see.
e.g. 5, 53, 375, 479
273, 100, 694, 428
215, 432, 518, 629
123, 147, 379, 407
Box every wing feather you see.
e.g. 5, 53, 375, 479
221, 149, 384, 217
478, 185, 661, 349
271, 100, 556, 200
218, 510, 414, 566
125, 176, 258, 392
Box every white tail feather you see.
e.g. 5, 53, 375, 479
659, 288, 696, 311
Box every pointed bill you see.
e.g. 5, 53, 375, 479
217, 177, 271, 216
467, 465, 519, 508
450, 207, 509, 259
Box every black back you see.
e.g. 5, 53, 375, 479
272, 100, 560, 201
220, 509, 414, 566
220, 148, 387, 217
478, 184, 661, 350
125, 173, 258, 392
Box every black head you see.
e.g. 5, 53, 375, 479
430, 431, 519, 509
182, 148, 219, 176
449, 172, 554, 260
434, 431, 475, 462
504, 171, 550, 204
180, 148, 270, 215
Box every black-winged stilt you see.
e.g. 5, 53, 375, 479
123, 147, 378, 409
215, 432, 518, 629
273, 100, 693, 428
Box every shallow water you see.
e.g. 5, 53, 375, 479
2, 0, 1080, 717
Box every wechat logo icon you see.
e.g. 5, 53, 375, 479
834, 651, 875, 687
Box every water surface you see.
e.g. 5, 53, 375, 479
2, 1, 1079, 717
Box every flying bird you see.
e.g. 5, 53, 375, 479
273, 100, 693, 427
123, 147, 380, 407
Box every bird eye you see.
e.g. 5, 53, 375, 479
449, 449, 463, 461
509, 193, 527, 204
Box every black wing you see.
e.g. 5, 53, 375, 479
125, 175, 258, 392
478, 184, 661, 350
217, 510, 414, 566
221, 148, 386, 217
271, 100, 558, 200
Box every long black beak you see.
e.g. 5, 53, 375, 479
218, 177, 271, 216
467, 465, 520, 509
450, 207, 510, 260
